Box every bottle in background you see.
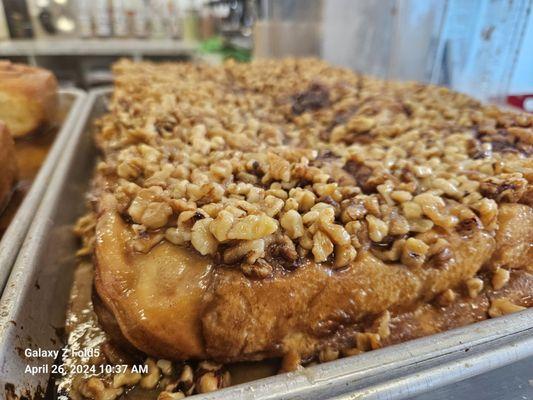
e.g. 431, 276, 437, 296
112, 0, 129, 37
168, 0, 182, 39
132, 0, 148, 38
200, 2, 214, 40
26, 0, 51, 38
0, 1, 9, 40
3, 0, 34, 38
148, 0, 167, 38
93, 0, 111, 37
183, 0, 199, 42
75, 0, 93, 38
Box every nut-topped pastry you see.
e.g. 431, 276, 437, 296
63, 58, 532, 398
0, 121, 17, 213
0, 61, 58, 138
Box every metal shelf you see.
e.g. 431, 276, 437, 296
0, 38, 198, 57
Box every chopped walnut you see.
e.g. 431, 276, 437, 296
366, 215, 389, 242
466, 277, 484, 299
333, 244, 357, 268
112, 369, 142, 388
437, 289, 457, 306
74, 212, 97, 256
191, 218, 218, 255
489, 298, 526, 318
94, 58, 531, 283
355, 332, 381, 351
376, 311, 391, 339
195, 363, 230, 394
401, 238, 429, 268
479, 174, 528, 203
79, 377, 123, 400
312, 230, 334, 262
158, 391, 185, 400
140, 358, 161, 390
223, 239, 265, 264
156, 359, 173, 376
241, 259, 273, 279
227, 214, 278, 240
280, 209, 305, 239
318, 347, 340, 362
492, 268, 510, 290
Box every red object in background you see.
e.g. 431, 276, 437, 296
507, 95, 533, 113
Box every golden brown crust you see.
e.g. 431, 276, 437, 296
90, 59, 532, 364
0, 121, 17, 212
491, 203, 533, 271
201, 227, 494, 361
0, 61, 58, 138
94, 204, 212, 360
383, 269, 533, 346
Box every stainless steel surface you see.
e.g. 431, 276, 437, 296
0, 88, 101, 398
411, 357, 533, 400
0, 88, 532, 400
200, 315, 533, 400
0, 88, 86, 295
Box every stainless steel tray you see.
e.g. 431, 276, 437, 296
0, 88, 86, 294
0, 88, 532, 400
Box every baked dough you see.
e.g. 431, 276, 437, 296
0, 61, 58, 138
90, 59, 532, 365
55, 59, 532, 399
0, 121, 18, 213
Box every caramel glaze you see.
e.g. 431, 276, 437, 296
58, 261, 532, 398
93, 202, 532, 364
58, 261, 278, 398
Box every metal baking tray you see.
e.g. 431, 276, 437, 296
0, 88, 532, 400
0, 88, 86, 294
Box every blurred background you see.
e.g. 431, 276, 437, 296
0, 0, 531, 110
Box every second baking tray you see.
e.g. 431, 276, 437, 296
0, 88, 532, 400
0, 88, 86, 294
